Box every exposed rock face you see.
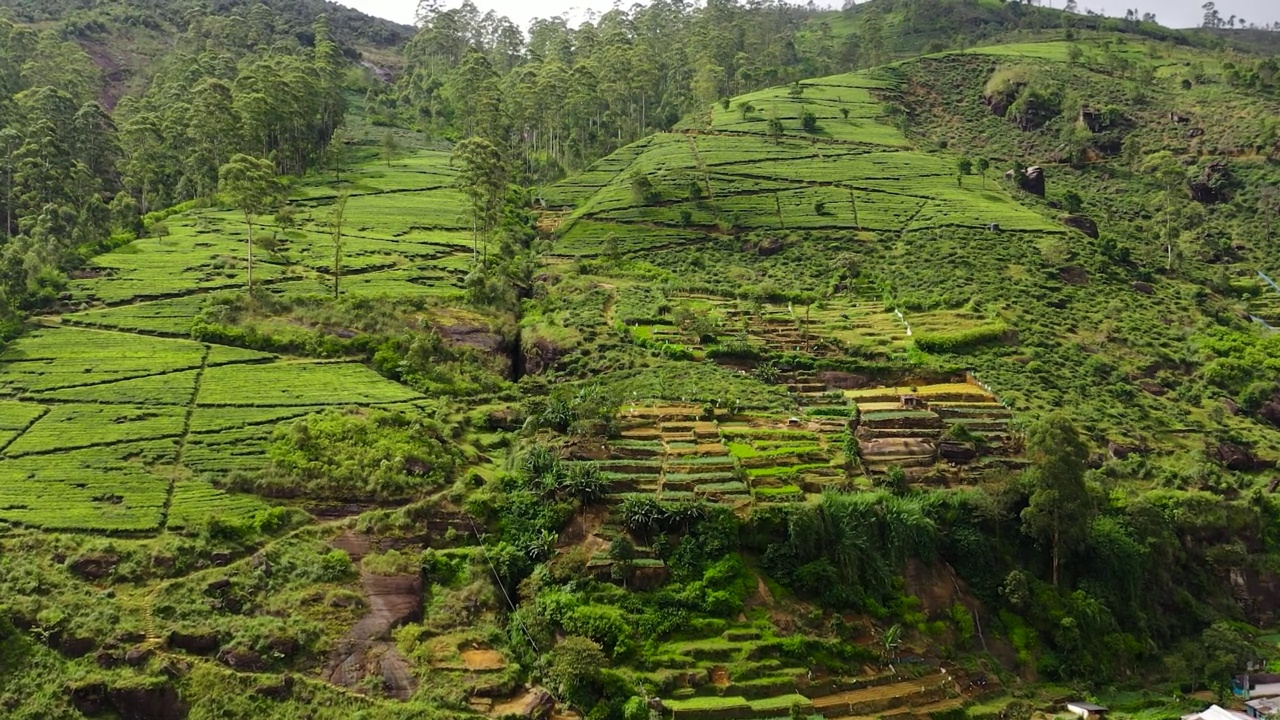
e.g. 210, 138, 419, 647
436, 323, 512, 377
938, 441, 978, 463
1107, 442, 1145, 460
125, 645, 154, 667
815, 371, 871, 389
56, 634, 96, 658
70, 682, 188, 720
1229, 565, 1280, 628
323, 532, 423, 701
985, 91, 1013, 118
1060, 265, 1089, 286
1189, 160, 1232, 204
486, 408, 522, 431
218, 647, 267, 672
1259, 394, 1280, 427
1019, 166, 1045, 196
522, 336, 565, 376
1212, 441, 1270, 471
1062, 214, 1098, 238
69, 553, 119, 580
167, 631, 221, 656
1079, 107, 1104, 132
255, 675, 295, 700
490, 687, 555, 720
756, 236, 784, 256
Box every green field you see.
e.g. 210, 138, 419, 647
547, 64, 1061, 256
0, 145, 467, 532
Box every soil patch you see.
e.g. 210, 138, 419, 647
461, 649, 508, 671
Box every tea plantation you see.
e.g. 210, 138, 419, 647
5, 9, 1280, 720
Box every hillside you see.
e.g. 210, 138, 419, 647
0, 0, 411, 104
3, 2, 1280, 719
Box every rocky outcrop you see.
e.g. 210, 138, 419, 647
490, 687, 556, 720
218, 647, 267, 672
70, 682, 188, 720
1107, 441, 1146, 460
69, 553, 119, 580
522, 336, 566, 376
323, 532, 423, 701
167, 630, 221, 656
815, 371, 872, 389
1188, 160, 1233, 204
756, 236, 784, 256
1259, 394, 1280, 427
1131, 281, 1155, 295
1212, 441, 1271, 472
938, 441, 978, 463
1060, 266, 1089, 286
1061, 214, 1098, 238
1019, 166, 1045, 196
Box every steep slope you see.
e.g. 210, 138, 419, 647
544, 35, 1280, 476
0, 0, 411, 104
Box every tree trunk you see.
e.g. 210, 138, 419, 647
1051, 522, 1060, 587
245, 211, 254, 293
333, 237, 341, 299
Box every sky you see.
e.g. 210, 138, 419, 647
336, 0, 1277, 31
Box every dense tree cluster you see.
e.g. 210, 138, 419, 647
0, 20, 120, 322
0, 0, 411, 46
389, 0, 845, 179
115, 10, 346, 211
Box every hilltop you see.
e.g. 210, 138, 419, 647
2, 1, 1280, 718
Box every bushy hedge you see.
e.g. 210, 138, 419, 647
912, 322, 1009, 353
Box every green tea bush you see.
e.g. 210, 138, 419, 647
913, 322, 1009, 353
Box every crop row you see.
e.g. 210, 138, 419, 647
165, 477, 271, 530
63, 295, 209, 336
195, 361, 422, 406
0, 328, 209, 392
0, 440, 178, 531
5, 404, 187, 457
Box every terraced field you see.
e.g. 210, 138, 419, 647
850, 382, 1020, 482
561, 403, 851, 514
0, 146, 466, 533
547, 66, 1064, 258
626, 619, 971, 720
619, 289, 999, 362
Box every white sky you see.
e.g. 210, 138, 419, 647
337, 0, 1277, 31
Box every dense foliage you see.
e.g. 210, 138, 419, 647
115, 11, 346, 210
0, 21, 123, 325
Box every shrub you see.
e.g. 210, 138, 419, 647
262, 408, 462, 501
912, 322, 1009, 353
362, 549, 420, 576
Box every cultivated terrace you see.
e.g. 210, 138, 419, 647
1, 0, 1280, 719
